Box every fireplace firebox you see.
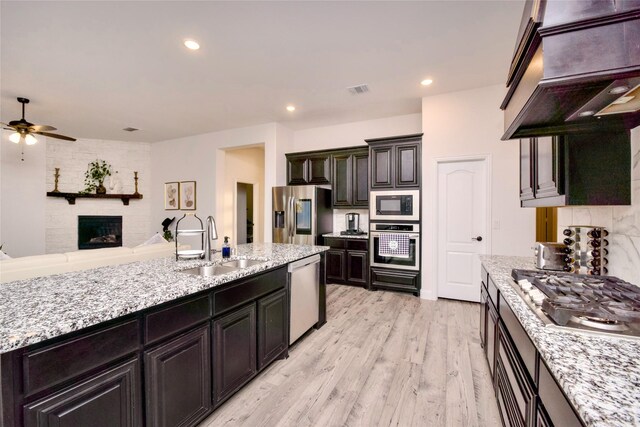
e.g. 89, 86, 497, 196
78, 216, 123, 250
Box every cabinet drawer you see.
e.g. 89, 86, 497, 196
497, 323, 534, 427
213, 267, 286, 316
346, 239, 368, 251
370, 268, 419, 293
481, 265, 489, 287
539, 360, 583, 427
144, 295, 210, 345
324, 237, 346, 249
499, 295, 536, 381
23, 320, 140, 396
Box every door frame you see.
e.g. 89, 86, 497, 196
432, 154, 492, 300
233, 180, 261, 245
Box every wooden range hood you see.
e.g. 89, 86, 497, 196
501, 0, 640, 140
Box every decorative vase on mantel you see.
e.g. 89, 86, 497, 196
96, 182, 107, 194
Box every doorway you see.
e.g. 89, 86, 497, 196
436, 157, 489, 302
236, 182, 254, 244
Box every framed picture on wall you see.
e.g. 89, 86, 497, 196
164, 182, 180, 210
180, 181, 196, 210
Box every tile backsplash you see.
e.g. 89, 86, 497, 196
332, 209, 369, 233
557, 127, 640, 284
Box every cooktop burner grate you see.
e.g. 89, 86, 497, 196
510, 269, 640, 338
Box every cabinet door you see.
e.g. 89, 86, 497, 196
536, 402, 553, 427
287, 156, 308, 185
480, 285, 488, 349
24, 359, 141, 427
308, 155, 331, 185
395, 143, 420, 187
352, 151, 369, 206
212, 304, 257, 405
257, 289, 288, 371
144, 325, 211, 427
326, 249, 346, 283
535, 136, 563, 199
520, 138, 535, 201
346, 250, 368, 287
486, 303, 497, 380
332, 154, 353, 207
370, 146, 393, 188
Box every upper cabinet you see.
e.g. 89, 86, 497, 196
366, 133, 422, 189
286, 146, 369, 209
286, 152, 331, 185
332, 148, 369, 208
501, 0, 640, 140
519, 131, 630, 207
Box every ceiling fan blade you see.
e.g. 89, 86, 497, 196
29, 124, 57, 132
33, 131, 76, 141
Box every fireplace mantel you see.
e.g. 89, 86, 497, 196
47, 192, 143, 205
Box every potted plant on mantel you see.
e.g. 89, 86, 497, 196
81, 159, 112, 194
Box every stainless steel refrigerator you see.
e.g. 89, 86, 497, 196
272, 186, 332, 245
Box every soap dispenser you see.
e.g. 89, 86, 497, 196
222, 236, 231, 258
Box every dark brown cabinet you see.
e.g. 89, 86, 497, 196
257, 289, 288, 371
212, 303, 257, 406
519, 131, 630, 207
144, 325, 211, 427
480, 266, 586, 427
325, 238, 369, 287
370, 268, 420, 296
286, 153, 331, 185
331, 148, 369, 208
366, 134, 422, 189
285, 147, 368, 208
24, 359, 142, 427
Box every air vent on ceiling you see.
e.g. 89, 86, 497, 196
347, 84, 370, 95
122, 127, 139, 132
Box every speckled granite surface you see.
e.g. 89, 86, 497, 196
480, 255, 640, 427
0, 243, 328, 354
322, 232, 368, 239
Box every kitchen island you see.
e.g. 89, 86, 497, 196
0, 243, 328, 427
480, 255, 640, 427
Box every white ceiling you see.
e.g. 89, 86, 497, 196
1, 1, 524, 143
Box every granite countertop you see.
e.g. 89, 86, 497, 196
322, 232, 368, 240
480, 255, 640, 427
0, 243, 328, 354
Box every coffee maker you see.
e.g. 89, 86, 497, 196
341, 212, 364, 235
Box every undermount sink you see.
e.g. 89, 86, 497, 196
180, 264, 239, 277
221, 259, 264, 268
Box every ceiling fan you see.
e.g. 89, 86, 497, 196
2, 97, 76, 147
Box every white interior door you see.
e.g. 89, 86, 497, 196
437, 159, 488, 302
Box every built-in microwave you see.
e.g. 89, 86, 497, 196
370, 190, 420, 221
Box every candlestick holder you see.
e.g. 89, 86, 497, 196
52, 168, 60, 193
133, 171, 140, 195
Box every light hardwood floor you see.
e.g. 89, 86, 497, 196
201, 284, 501, 427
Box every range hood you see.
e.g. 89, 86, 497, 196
501, 0, 640, 140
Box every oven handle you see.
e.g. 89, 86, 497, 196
370, 232, 420, 239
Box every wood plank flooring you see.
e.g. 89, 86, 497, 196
201, 285, 500, 427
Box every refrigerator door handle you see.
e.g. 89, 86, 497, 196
288, 197, 295, 239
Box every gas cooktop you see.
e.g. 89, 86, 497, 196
510, 269, 640, 339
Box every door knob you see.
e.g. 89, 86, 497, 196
472, 236, 483, 241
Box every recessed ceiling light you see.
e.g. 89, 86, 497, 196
286, 105, 296, 112
579, 110, 595, 117
421, 79, 433, 86
183, 39, 200, 50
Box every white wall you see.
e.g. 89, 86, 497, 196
45, 138, 152, 253
0, 131, 47, 257
151, 123, 280, 248
292, 113, 421, 152
556, 126, 640, 284
422, 85, 536, 300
